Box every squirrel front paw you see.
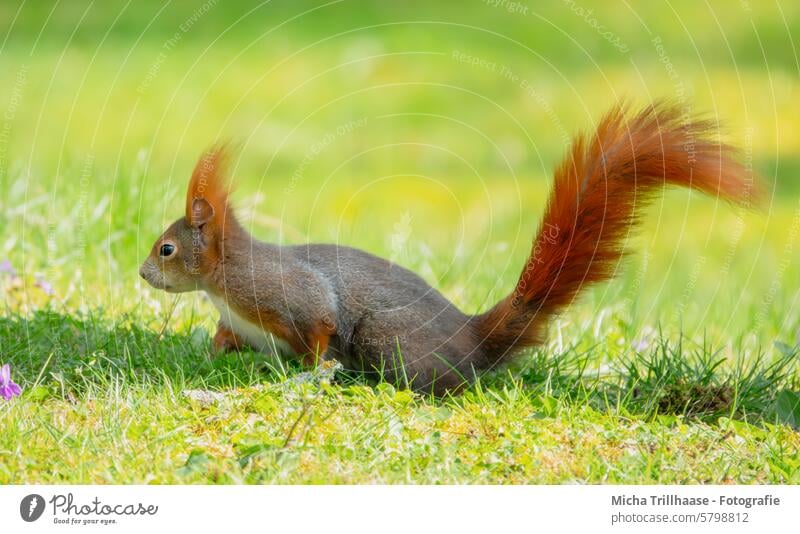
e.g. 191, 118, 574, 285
212, 323, 245, 354
299, 328, 334, 367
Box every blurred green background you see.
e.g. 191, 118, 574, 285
0, 0, 798, 351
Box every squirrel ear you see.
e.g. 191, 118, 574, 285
186, 144, 235, 227
190, 197, 215, 227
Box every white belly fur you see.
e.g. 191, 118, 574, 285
206, 292, 295, 358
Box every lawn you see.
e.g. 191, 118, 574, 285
0, 0, 799, 483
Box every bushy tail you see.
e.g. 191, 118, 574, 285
472, 102, 757, 365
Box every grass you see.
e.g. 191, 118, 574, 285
0, 0, 799, 483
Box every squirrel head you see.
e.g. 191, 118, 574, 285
140, 145, 240, 293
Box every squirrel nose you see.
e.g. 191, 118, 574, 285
139, 267, 147, 280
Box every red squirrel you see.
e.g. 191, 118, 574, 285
140, 102, 755, 395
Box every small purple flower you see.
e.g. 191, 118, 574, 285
35, 275, 54, 296
0, 364, 22, 400
0, 259, 17, 278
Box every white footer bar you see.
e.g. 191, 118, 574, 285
2, 485, 795, 533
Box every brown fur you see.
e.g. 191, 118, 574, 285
213, 323, 246, 352
472, 102, 757, 363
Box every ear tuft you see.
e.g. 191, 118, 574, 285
185, 143, 237, 229
191, 198, 215, 227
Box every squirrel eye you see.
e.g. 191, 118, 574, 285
159, 243, 176, 257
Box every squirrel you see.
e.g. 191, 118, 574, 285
140, 102, 755, 395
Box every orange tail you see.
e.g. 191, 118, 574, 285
473, 102, 757, 364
